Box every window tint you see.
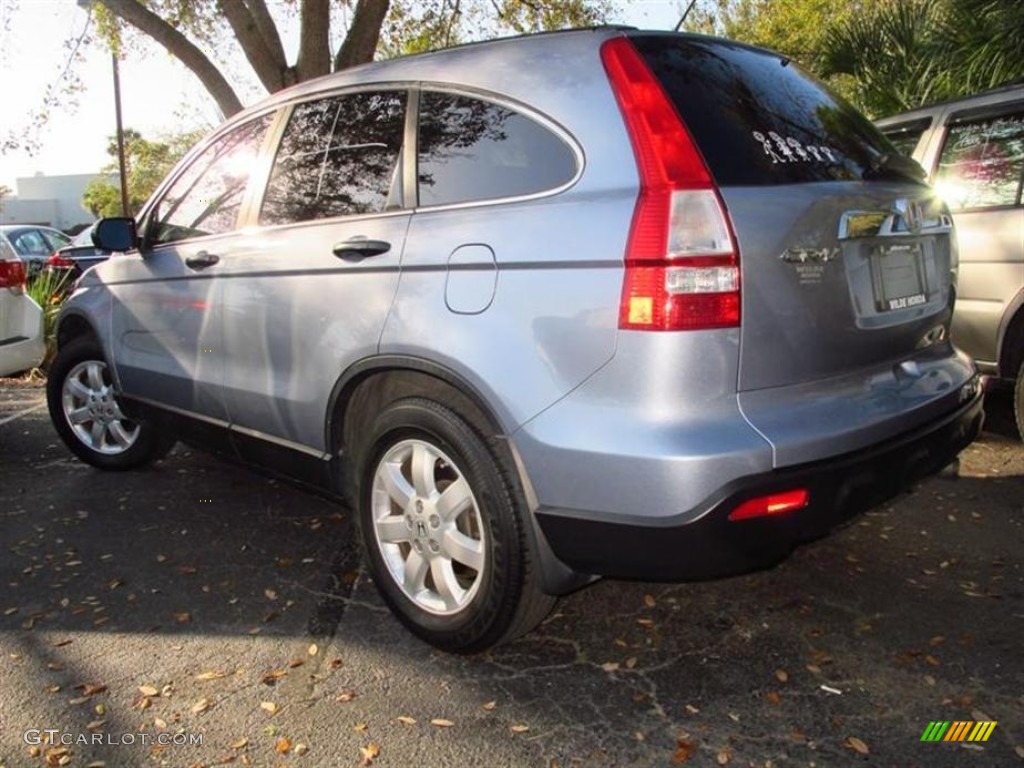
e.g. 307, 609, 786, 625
9, 230, 52, 256
260, 91, 406, 225
41, 230, 71, 251
935, 110, 1024, 209
632, 35, 912, 185
417, 92, 577, 207
150, 116, 271, 246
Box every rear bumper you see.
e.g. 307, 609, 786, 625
535, 391, 983, 582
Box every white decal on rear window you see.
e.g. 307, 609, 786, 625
752, 131, 838, 165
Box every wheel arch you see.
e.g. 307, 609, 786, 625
56, 310, 101, 351
326, 355, 593, 596
997, 288, 1024, 380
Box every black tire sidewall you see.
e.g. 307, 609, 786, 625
1015, 362, 1024, 442
357, 399, 523, 653
46, 338, 166, 470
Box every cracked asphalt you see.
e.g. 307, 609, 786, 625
1, 378, 1022, 768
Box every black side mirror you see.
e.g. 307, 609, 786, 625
91, 218, 138, 252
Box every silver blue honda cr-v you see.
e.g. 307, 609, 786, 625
48, 27, 983, 652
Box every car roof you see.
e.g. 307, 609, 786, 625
876, 81, 1024, 127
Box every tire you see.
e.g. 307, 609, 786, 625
1015, 361, 1024, 442
357, 397, 555, 653
47, 337, 175, 470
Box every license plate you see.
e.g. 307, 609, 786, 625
871, 243, 927, 312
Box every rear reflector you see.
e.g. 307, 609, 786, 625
0, 259, 27, 291
601, 37, 741, 332
728, 490, 809, 522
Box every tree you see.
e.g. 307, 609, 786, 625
82, 127, 204, 217
820, 0, 1024, 116
89, 0, 613, 120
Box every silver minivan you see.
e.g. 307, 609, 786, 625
48, 28, 983, 652
877, 84, 1024, 438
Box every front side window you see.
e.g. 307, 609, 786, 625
935, 109, 1024, 210
149, 116, 272, 247
417, 91, 577, 207
880, 118, 931, 158
260, 90, 407, 226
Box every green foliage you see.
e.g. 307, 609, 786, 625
25, 269, 74, 370
81, 127, 205, 218
381, 0, 613, 58
821, 0, 1024, 116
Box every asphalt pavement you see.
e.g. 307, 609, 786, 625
1, 379, 1022, 768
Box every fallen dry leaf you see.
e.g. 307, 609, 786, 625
307, 643, 319, 656
191, 697, 213, 714
275, 737, 291, 754
600, 662, 620, 672
766, 691, 781, 705
329, 658, 344, 670
775, 669, 789, 683
230, 738, 248, 750
139, 685, 159, 697
261, 670, 288, 685
264, 589, 278, 601
673, 738, 698, 764
353, 723, 368, 733
511, 724, 530, 733
396, 716, 417, 726
154, 717, 167, 729
643, 594, 656, 608
81, 683, 107, 697
625, 657, 638, 669
260, 701, 279, 715
335, 690, 357, 702
359, 743, 380, 765
716, 747, 732, 765
844, 736, 870, 755
195, 671, 226, 681
174, 612, 192, 624
482, 701, 497, 711
294, 743, 309, 756
925, 655, 941, 667
138, 697, 152, 710
430, 718, 454, 728
684, 704, 700, 715
289, 659, 306, 669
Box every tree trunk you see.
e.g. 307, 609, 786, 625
334, 0, 391, 72
218, 0, 289, 92
297, 0, 332, 81
98, 0, 244, 117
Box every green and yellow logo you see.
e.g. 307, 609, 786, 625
921, 721, 997, 742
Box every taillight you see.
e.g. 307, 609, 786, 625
601, 37, 740, 331
48, 253, 75, 269
728, 490, 809, 522
0, 259, 27, 291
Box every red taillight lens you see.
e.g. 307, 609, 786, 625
728, 490, 809, 522
601, 37, 741, 332
47, 253, 75, 268
0, 259, 27, 290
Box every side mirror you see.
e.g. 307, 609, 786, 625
91, 218, 138, 252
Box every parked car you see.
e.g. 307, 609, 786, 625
876, 83, 1024, 438
0, 225, 72, 279
0, 238, 45, 377
47, 28, 982, 653
45, 228, 111, 282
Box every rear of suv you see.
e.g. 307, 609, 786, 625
876, 84, 1024, 438
48, 28, 982, 653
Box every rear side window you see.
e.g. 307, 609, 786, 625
880, 118, 932, 158
631, 35, 904, 185
417, 91, 577, 207
260, 90, 407, 225
935, 109, 1024, 210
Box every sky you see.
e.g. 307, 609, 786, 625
0, 0, 684, 192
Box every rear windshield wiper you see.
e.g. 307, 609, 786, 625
863, 152, 927, 183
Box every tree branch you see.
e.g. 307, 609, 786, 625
98, 0, 243, 117
334, 0, 390, 71
297, 0, 331, 81
246, 0, 288, 76
218, 0, 286, 92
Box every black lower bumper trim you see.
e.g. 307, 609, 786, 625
536, 394, 984, 582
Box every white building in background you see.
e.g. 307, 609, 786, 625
0, 172, 116, 231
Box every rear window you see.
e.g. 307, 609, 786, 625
631, 34, 905, 186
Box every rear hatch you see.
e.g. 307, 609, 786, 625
630, 34, 955, 393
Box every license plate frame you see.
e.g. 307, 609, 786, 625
871, 242, 928, 312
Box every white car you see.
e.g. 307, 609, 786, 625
0, 238, 44, 377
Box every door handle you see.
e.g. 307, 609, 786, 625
185, 251, 220, 270
332, 239, 391, 260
